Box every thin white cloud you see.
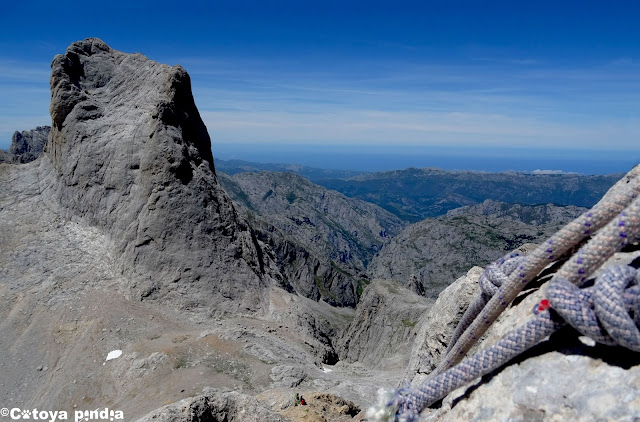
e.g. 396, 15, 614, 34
531, 169, 577, 175
1, 53, 638, 153
201, 108, 640, 150
0, 60, 51, 84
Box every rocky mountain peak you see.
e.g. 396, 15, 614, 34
48, 37, 213, 175
44, 38, 272, 313
0, 126, 50, 163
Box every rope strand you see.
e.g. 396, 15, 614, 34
394, 265, 640, 420
436, 168, 640, 375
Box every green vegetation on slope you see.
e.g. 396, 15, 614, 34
318, 168, 620, 222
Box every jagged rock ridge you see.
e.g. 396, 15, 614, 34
248, 217, 366, 307
446, 198, 587, 225
0, 126, 50, 163
3, 37, 637, 422
0, 38, 373, 421
219, 171, 406, 306
220, 171, 405, 269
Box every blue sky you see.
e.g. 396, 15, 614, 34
0, 1, 639, 163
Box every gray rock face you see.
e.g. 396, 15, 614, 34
337, 279, 432, 369
0, 149, 12, 162
422, 349, 640, 422
0, 39, 381, 420
45, 38, 275, 313
411, 256, 640, 421
134, 390, 289, 422
270, 365, 307, 388
405, 267, 483, 384
249, 217, 365, 306
219, 171, 406, 306
368, 204, 582, 298
0, 126, 50, 163
5, 36, 636, 422
219, 171, 405, 270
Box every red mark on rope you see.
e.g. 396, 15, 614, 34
538, 299, 550, 312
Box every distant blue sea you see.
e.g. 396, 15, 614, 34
213, 143, 639, 175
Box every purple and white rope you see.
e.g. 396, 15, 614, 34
438, 167, 640, 374
393, 265, 640, 421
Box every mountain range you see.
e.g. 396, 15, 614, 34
1, 38, 638, 422
319, 167, 620, 222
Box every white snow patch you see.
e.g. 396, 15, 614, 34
322, 365, 333, 373
105, 350, 123, 363
199, 330, 215, 339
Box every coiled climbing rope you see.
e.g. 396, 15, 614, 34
390, 265, 640, 421
380, 166, 640, 421
443, 252, 525, 359
440, 167, 640, 374
549, 266, 640, 350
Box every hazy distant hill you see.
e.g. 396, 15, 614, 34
318, 167, 621, 222
214, 158, 363, 182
